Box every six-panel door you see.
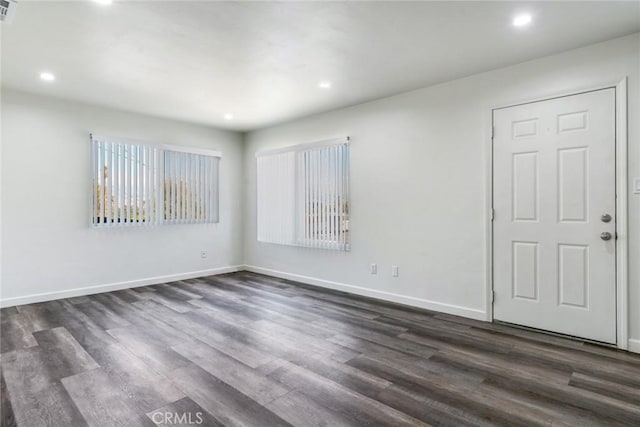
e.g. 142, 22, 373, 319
493, 88, 616, 344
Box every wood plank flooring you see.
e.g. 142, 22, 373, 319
2, 271, 640, 426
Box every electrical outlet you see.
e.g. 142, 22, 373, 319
391, 265, 399, 277
634, 177, 640, 194
370, 263, 377, 274
200, 250, 208, 259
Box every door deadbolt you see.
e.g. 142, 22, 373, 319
600, 232, 612, 241
601, 214, 612, 223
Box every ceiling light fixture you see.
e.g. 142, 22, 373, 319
318, 81, 332, 89
39, 72, 55, 82
224, 113, 233, 120
93, 0, 113, 5
513, 13, 532, 27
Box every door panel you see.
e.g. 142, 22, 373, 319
493, 88, 616, 344
512, 241, 538, 300
558, 147, 588, 222
558, 244, 589, 308
513, 152, 538, 221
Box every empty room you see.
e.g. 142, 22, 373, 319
1, 0, 640, 426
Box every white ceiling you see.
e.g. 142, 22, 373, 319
2, 1, 639, 131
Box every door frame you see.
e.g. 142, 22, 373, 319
484, 78, 629, 350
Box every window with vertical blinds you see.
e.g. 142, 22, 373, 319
91, 134, 220, 227
257, 137, 350, 250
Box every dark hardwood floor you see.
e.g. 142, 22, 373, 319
2, 271, 640, 426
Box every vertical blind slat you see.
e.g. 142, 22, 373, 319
318, 148, 322, 247
187, 154, 191, 224
323, 148, 328, 248
116, 144, 120, 224
167, 152, 172, 222
332, 147, 336, 247
176, 151, 180, 222
167, 152, 171, 223
189, 154, 194, 224
204, 154, 209, 222
320, 148, 324, 248
182, 153, 187, 224
175, 152, 180, 222
186, 153, 190, 224
316, 148, 320, 246
112, 142, 117, 224
214, 157, 216, 222
126, 144, 129, 223
95, 140, 101, 224
91, 139, 96, 225
278, 154, 283, 243
213, 157, 219, 223
181, 152, 185, 223
115, 144, 121, 223
145, 146, 149, 224
200, 154, 205, 222
148, 147, 152, 224
197, 155, 202, 221
133, 145, 139, 223
336, 145, 340, 246
148, 146, 153, 224
196, 154, 200, 222
304, 152, 308, 242
141, 146, 145, 223
277, 155, 281, 244
156, 148, 162, 223
206, 156, 211, 223
171, 151, 176, 223
207, 156, 210, 222
142, 146, 146, 224
140, 145, 144, 223
312, 149, 317, 246
137, 145, 142, 222
107, 142, 112, 224
106, 142, 112, 224
339, 144, 343, 248
184, 152, 188, 222
95, 140, 100, 224
100, 140, 104, 224
146, 146, 151, 224
198, 155, 203, 221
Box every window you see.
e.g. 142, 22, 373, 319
91, 134, 220, 227
257, 137, 350, 250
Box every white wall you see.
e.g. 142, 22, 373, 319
1, 89, 244, 305
244, 34, 640, 343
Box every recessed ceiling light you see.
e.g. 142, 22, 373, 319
318, 81, 332, 89
513, 13, 532, 27
224, 113, 233, 120
93, 0, 113, 5
39, 72, 55, 82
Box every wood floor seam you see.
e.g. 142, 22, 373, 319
2, 271, 639, 427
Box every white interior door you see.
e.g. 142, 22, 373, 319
493, 88, 616, 344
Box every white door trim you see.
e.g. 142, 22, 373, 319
484, 78, 629, 350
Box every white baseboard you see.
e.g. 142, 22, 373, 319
628, 339, 640, 354
0, 265, 243, 308
243, 265, 487, 321
5, 261, 630, 352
